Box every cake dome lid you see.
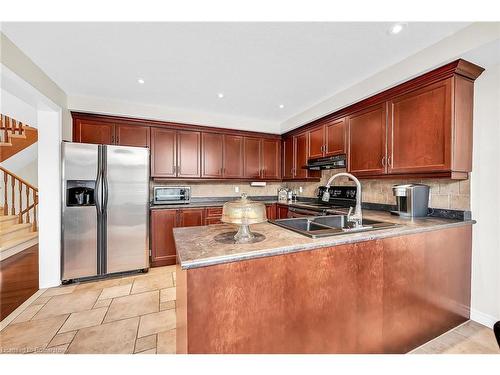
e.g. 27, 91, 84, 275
221, 193, 267, 225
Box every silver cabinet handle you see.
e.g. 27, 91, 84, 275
388, 156, 392, 167
382, 157, 386, 167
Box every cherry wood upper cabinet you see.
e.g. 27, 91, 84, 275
325, 118, 346, 156
387, 79, 452, 175
150, 209, 178, 267
243, 137, 261, 179
177, 131, 201, 178
282, 136, 295, 179
294, 133, 309, 179
151, 128, 177, 178
308, 125, 325, 159
178, 208, 205, 227
75, 119, 114, 145
261, 139, 281, 180
223, 135, 244, 178
201, 132, 224, 178
115, 124, 150, 148
347, 103, 387, 176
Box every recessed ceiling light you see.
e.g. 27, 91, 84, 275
137, 78, 145, 84
279, 104, 285, 109
388, 23, 406, 35
217, 93, 224, 99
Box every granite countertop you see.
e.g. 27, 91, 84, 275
174, 209, 475, 270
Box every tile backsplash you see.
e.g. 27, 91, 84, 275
285, 169, 470, 211
151, 180, 283, 198
151, 170, 470, 211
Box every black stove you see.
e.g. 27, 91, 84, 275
288, 186, 357, 217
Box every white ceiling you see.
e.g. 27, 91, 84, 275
1, 22, 470, 129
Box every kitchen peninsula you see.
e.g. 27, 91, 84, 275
174, 210, 473, 354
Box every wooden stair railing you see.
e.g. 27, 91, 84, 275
0, 166, 38, 232
0, 114, 25, 143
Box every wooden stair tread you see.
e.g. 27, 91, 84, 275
0, 231, 38, 252
0, 223, 32, 235
0, 142, 13, 146
0, 214, 18, 222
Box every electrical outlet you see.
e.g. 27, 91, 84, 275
234, 186, 240, 193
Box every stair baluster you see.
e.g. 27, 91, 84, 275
0, 166, 38, 233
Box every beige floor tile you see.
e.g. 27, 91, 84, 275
148, 265, 176, 275
67, 317, 139, 354
442, 338, 498, 354
33, 290, 101, 320
131, 274, 174, 294
136, 348, 156, 354
41, 285, 78, 297
11, 304, 43, 324
138, 309, 176, 338
76, 277, 129, 292
104, 290, 159, 323
160, 301, 176, 311
93, 298, 112, 309
160, 287, 176, 303
47, 331, 77, 348
157, 329, 176, 354
98, 283, 132, 300
32, 296, 52, 305
0, 314, 69, 353
59, 307, 108, 333
134, 334, 157, 353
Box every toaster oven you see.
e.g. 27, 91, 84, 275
153, 186, 191, 205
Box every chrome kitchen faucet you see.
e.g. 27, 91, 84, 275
322, 172, 363, 228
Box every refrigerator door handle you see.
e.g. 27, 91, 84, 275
95, 166, 103, 214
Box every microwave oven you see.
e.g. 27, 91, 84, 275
153, 186, 191, 205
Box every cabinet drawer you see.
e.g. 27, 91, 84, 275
206, 207, 223, 217
205, 217, 223, 225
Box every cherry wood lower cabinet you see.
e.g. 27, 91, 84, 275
0, 244, 39, 320
265, 204, 276, 220
277, 204, 289, 219
150, 209, 178, 267
176, 225, 472, 353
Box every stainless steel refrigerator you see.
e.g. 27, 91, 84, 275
61, 142, 149, 282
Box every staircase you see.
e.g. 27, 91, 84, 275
0, 114, 38, 163
0, 167, 38, 255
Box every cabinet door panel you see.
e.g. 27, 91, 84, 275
223, 135, 244, 178
325, 118, 346, 156
201, 132, 224, 178
243, 137, 261, 179
277, 205, 289, 219
294, 133, 308, 179
261, 139, 281, 179
178, 208, 204, 227
178, 131, 201, 178
308, 125, 325, 159
151, 128, 176, 177
348, 104, 387, 176
76, 120, 114, 145
388, 79, 452, 174
282, 137, 295, 179
150, 209, 177, 266
265, 204, 277, 220
115, 124, 150, 148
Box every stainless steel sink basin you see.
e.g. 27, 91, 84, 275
269, 215, 398, 238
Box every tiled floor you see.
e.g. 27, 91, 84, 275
1, 265, 499, 354
0, 265, 176, 354
410, 320, 500, 354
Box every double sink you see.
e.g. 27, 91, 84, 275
270, 215, 398, 238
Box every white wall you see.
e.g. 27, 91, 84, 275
470, 63, 500, 327
37, 110, 62, 288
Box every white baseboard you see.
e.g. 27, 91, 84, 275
470, 308, 499, 328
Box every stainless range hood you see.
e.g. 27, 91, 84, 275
305, 155, 346, 170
